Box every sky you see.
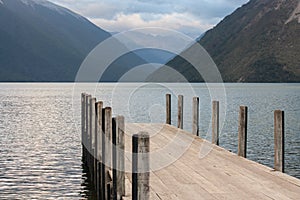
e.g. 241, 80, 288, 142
49, 0, 249, 38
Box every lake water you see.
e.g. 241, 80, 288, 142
0, 83, 299, 199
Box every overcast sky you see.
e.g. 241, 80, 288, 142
49, 0, 249, 38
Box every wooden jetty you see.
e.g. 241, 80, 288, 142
81, 93, 300, 200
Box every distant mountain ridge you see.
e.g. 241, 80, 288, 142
0, 0, 161, 82
0, 0, 114, 81
150, 0, 300, 82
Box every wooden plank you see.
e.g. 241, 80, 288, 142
274, 110, 284, 172
238, 106, 247, 158
122, 123, 300, 200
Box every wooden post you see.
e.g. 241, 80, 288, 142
192, 97, 199, 136
107, 183, 111, 200
166, 94, 171, 124
274, 110, 284, 172
105, 107, 112, 169
101, 108, 106, 200
117, 116, 125, 199
212, 101, 219, 145
177, 95, 183, 129
112, 117, 117, 200
90, 97, 96, 183
112, 116, 125, 200
102, 107, 112, 200
96, 101, 103, 200
86, 95, 91, 170
238, 106, 248, 158
81, 93, 86, 162
132, 132, 150, 200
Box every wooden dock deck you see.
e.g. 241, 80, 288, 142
123, 123, 300, 200
81, 93, 300, 200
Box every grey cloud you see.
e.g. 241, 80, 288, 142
48, 0, 249, 37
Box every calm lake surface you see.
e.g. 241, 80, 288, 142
0, 83, 299, 199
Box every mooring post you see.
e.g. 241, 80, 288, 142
86, 95, 91, 170
117, 116, 125, 199
177, 95, 183, 129
212, 101, 219, 145
238, 106, 248, 158
166, 94, 171, 124
96, 101, 103, 200
132, 132, 150, 200
112, 116, 125, 200
101, 108, 106, 200
81, 93, 86, 162
90, 97, 96, 183
102, 107, 112, 200
274, 110, 284, 172
192, 97, 199, 136
107, 183, 111, 200
112, 117, 117, 200
105, 107, 112, 169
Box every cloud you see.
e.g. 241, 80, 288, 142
90, 12, 215, 38
49, 0, 249, 38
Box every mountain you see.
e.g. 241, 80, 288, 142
0, 0, 147, 82
149, 0, 300, 82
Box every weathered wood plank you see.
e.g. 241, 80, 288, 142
122, 123, 300, 200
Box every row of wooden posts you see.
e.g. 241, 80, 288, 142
81, 93, 150, 200
166, 93, 285, 172
81, 92, 285, 199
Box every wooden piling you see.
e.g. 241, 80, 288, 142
86, 95, 91, 170
105, 107, 112, 169
112, 116, 125, 200
107, 183, 111, 200
212, 101, 219, 145
192, 97, 199, 136
90, 97, 96, 183
177, 95, 183, 129
102, 107, 112, 200
96, 101, 103, 200
166, 94, 171, 125
132, 132, 150, 200
274, 110, 284, 172
112, 117, 117, 200
81, 93, 86, 162
238, 106, 248, 158
101, 108, 106, 200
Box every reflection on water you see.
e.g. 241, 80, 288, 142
0, 83, 299, 199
